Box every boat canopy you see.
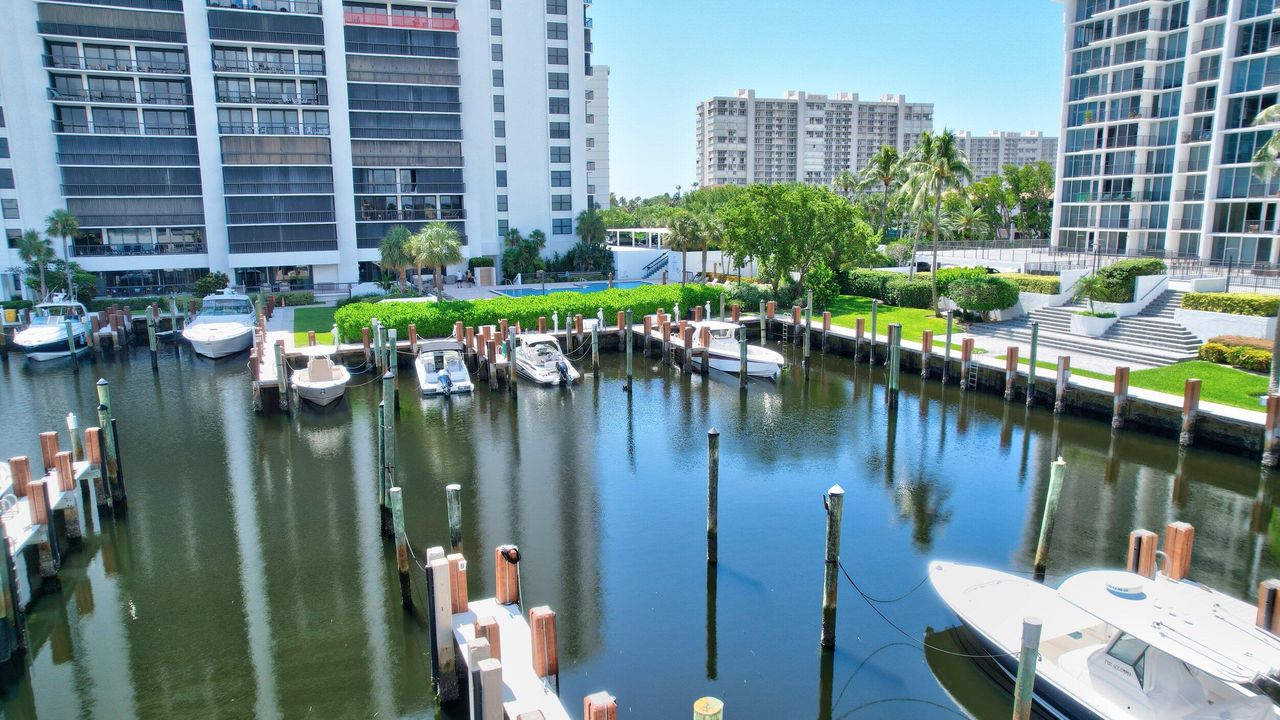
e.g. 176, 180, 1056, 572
1058, 570, 1280, 684
419, 339, 463, 353
518, 333, 559, 346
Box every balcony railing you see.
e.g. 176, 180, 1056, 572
1182, 130, 1213, 143
224, 181, 334, 194
212, 59, 325, 75
1180, 189, 1207, 200
356, 208, 465, 221
1178, 160, 1209, 172
73, 241, 206, 257
206, 0, 322, 13
1190, 38, 1223, 54
227, 211, 335, 224
353, 183, 466, 194
215, 93, 327, 105
44, 54, 188, 74
1183, 99, 1215, 113
49, 88, 192, 106
1188, 69, 1220, 83
218, 122, 330, 136
1177, 217, 1202, 230
342, 12, 459, 31
62, 183, 202, 196
1194, 4, 1227, 22
348, 99, 460, 113
52, 120, 194, 136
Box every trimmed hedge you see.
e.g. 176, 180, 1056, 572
334, 284, 724, 342
1183, 292, 1280, 317
1200, 336, 1273, 372
273, 291, 315, 306
927, 267, 991, 297
1094, 258, 1166, 302
846, 269, 896, 299
1211, 335, 1270, 350
883, 277, 932, 309
467, 256, 495, 269
89, 295, 194, 312
0, 300, 33, 310
949, 276, 1020, 313
996, 273, 1061, 295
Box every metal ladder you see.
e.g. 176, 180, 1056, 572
966, 363, 978, 389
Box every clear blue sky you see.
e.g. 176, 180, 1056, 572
590, 0, 1067, 199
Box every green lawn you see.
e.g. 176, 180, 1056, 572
293, 306, 336, 345
995, 355, 1115, 382
827, 296, 952, 345
1129, 361, 1268, 412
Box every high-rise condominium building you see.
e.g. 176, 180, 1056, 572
954, 130, 1060, 180
0, 0, 596, 299
584, 63, 609, 208
694, 89, 935, 188
1051, 0, 1278, 264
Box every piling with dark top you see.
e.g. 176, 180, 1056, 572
1054, 356, 1071, 413
1181, 379, 1201, 447
869, 299, 879, 365
507, 327, 518, 397
920, 330, 933, 379
1011, 617, 1043, 720
1165, 521, 1194, 581
146, 309, 158, 371
803, 291, 813, 380
28, 479, 59, 578
1033, 458, 1066, 581
707, 429, 719, 565
1004, 346, 1019, 402
1127, 529, 1158, 577
959, 338, 974, 391
1256, 580, 1280, 634
495, 545, 521, 606
389, 487, 411, 608
820, 484, 844, 649
854, 318, 864, 361
624, 309, 634, 392
886, 324, 901, 407
446, 483, 463, 555
1113, 367, 1131, 429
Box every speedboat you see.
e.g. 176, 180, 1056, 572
415, 339, 474, 396
290, 346, 350, 407
690, 320, 786, 380
509, 333, 580, 386
13, 295, 90, 361
183, 289, 255, 358
929, 561, 1280, 719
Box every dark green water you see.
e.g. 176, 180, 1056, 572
0, 340, 1272, 719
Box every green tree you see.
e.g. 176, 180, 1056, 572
858, 145, 902, 236
905, 130, 973, 313
945, 200, 993, 244
45, 209, 80, 297
968, 174, 1016, 241
17, 229, 53, 299
1005, 162, 1055, 239
1254, 104, 1280, 195
599, 205, 637, 229
666, 210, 701, 284
501, 228, 546, 281
408, 224, 464, 299
576, 208, 606, 246
1072, 272, 1108, 315
378, 225, 413, 291
833, 170, 858, 199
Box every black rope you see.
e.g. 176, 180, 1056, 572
834, 697, 969, 719
853, 575, 930, 604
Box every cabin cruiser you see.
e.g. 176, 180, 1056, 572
415, 339, 474, 396
929, 561, 1280, 719
13, 295, 89, 361
690, 320, 786, 380
508, 333, 580, 386
182, 289, 255, 358
290, 344, 350, 407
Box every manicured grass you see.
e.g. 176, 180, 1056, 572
827, 296, 952, 345
293, 306, 336, 345
995, 355, 1114, 382
1129, 361, 1268, 412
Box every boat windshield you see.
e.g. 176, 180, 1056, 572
35, 305, 81, 322
527, 343, 560, 363
710, 328, 734, 340
202, 299, 253, 316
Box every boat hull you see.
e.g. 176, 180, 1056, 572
515, 361, 581, 386
705, 353, 781, 379
950, 621, 1102, 720
184, 328, 253, 359
295, 384, 346, 407
15, 333, 88, 361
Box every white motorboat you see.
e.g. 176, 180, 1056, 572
415, 339, 474, 396
690, 320, 786, 380
290, 346, 350, 407
929, 561, 1280, 719
183, 289, 256, 358
13, 295, 90, 361
508, 333, 580, 386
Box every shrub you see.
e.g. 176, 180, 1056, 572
847, 269, 897, 300
1078, 311, 1117, 318
723, 282, 769, 308
192, 271, 230, 298
1227, 346, 1272, 372
0, 300, 33, 310
89, 295, 194, 312
1093, 258, 1166, 302
930, 267, 991, 297
883, 277, 933, 309
335, 291, 419, 309
949, 276, 1020, 314
274, 291, 315, 306
996, 273, 1061, 295
467, 256, 495, 270
1211, 335, 1271, 351
1183, 292, 1280, 317
1199, 342, 1229, 363
806, 263, 840, 311
334, 283, 724, 342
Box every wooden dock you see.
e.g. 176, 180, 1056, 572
454, 598, 570, 720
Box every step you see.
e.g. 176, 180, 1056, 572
972, 325, 1198, 367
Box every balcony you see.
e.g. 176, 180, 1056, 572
49, 88, 192, 106
218, 122, 330, 136
44, 54, 188, 75
342, 12, 459, 31
1190, 38, 1223, 54
73, 241, 206, 257
1183, 99, 1215, 113
1181, 130, 1213, 143
227, 211, 335, 224
1180, 189, 1207, 201
1188, 69, 1220, 84
206, 0, 322, 14
1177, 217, 1202, 230
216, 93, 328, 105
353, 183, 466, 195
356, 208, 465, 222
52, 120, 195, 136
1194, 4, 1226, 22
1178, 160, 1209, 172
62, 183, 202, 196
213, 59, 325, 75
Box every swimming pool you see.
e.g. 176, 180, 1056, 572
493, 281, 649, 297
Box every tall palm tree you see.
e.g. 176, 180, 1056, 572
17, 229, 53, 299
45, 209, 79, 297
945, 201, 992, 245
666, 211, 700, 283
1252, 103, 1280, 189
858, 146, 901, 236
379, 225, 413, 290
409, 224, 464, 299
905, 130, 972, 313
575, 208, 607, 246
699, 213, 720, 277
832, 170, 858, 200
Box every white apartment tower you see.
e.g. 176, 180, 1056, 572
695, 89, 934, 188
955, 130, 1060, 180
584, 63, 608, 208
1051, 0, 1278, 264
0, 0, 595, 299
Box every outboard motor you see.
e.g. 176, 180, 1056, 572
556, 359, 571, 385
437, 367, 452, 396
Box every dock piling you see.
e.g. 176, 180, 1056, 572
803, 291, 813, 380
66, 318, 79, 371
624, 309, 633, 393
28, 479, 59, 578
1004, 346, 1019, 402
1256, 580, 1280, 634
920, 330, 933, 379
1126, 529, 1158, 578
854, 318, 864, 361
1181, 379, 1201, 447
943, 312, 953, 383
530, 606, 559, 692
1113, 367, 1131, 429
707, 428, 719, 565
869, 299, 878, 365
1054, 356, 1071, 413
1027, 322, 1039, 404
682, 325, 693, 373
1033, 457, 1066, 581
307, 330, 316, 347
1266, 396, 1280, 467
39, 432, 59, 475
446, 483, 463, 555
694, 698, 725, 720
389, 487, 411, 608
886, 324, 901, 407
820, 484, 844, 649
732, 303, 741, 323
7, 457, 30, 499
1164, 521, 1194, 581
495, 545, 521, 606
758, 300, 766, 340
661, 320, 671, 366
960, 338, 974, 391
362, 327, 371, 365
146, 309, 157, 371
274, 340, 288, 411
428, 554, 459, 701
738, 327, 748, 389
85, 429, 109, 509
591, 324, 599, 372
1011, 617, 1043, 720
476, 656, 503, 720
507, 327, 518, 397
584, 692, 618, 720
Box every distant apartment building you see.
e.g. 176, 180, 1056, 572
0, 0, 596, 299
954, 130, 1059, 180
585, 63, 609, 208
1051, 0, 1280, 265
694, 89, 934, 188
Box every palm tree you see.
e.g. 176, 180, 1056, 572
409, 224, 464, 299
1253, 104, 1280, 189
905, 130, 972, 313
832, 170, 858, 200
1073, 272, 1107, 315
699, 213, 720, 278
945, 201, 992, 245
858, 146, 901, 236
45, 209, 79, 297
666, 211, 700, 284
17, 229, 53, 299
575, 208, 607, 246
378, 225, 413, 291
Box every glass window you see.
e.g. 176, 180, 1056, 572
491, 44, 503, 62
1, 199, 18, 219
490, 0, 501, 7
549, 97, 569, 114
496, 170, 507, 187
553, 218, 573, 234
493, 95, 505, 112
495, 145, 506, 163
492, 69, 504, 87
547, 0, 567, 14
498, 219, 509, 237
552, 194, 571, 212
547, 21, 568, 40
551, 170, 571, 187
0, 138, 8, 158
548, 72, 569, 90
548, 47, 568, 65
497, 195, 508, 212
550, 121, 570, 138
491, 18, 502, 36
551, 146, 570, 163
494, 120, 505, 137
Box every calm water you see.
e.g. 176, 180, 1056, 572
0, 339, 1272, 719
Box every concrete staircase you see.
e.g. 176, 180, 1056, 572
971, 290, 1200, 367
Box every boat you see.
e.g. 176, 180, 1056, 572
414, 339, 474, 396
182, 289, 256, 358
290, 346, 350, 407
690, 320, 786, 380
509, 333, 580, 386
929, 561, 1280, 719
12, 295, 90, 361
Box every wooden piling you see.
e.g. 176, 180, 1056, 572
495, 545, 520, 606
530, 606, 559, 685
1126, 529, 1158, 578
1256, 579, 1280, 634
1164, 521, 1194, 581
362, 327, 371, 364
1054, 356, 1071, 414
959, 338, 974, 391
803, 292, 813, 379
1181, 379, 1201, 447
920, 330, 933, 379
624, 309, 633, 392
942, 312, 954, 383
584, 692, 618, 720
428, 554, 458, 701
447, 553, 468, 613
1011, 617, 1043, 720
389, 487, 411, 608
694, 697, 725, 720
591, 324, 599, 372
29, 479, 59, 577
682, 325, 693, 373
446, 483, 463, 555
1033, 458, 1066, 581
486, 339, 498, 391
538, 316, 547, 333
699, 326, 711, 375
869, 299, 879, 365
66, 318, 80, 371
615, 310, 625, 343
731, 303, 741, 323
886, 324, 901, 407
274, 340, 288, 411
7, 457, 30, 498
1113, 367, 1131, 430
854, 318, 864, 361
146, 309, 158, 371
1004, 346, 1019, 402
307, 330, 317, 347
707, 429, 719, 565
820, 484, 844, 649
39, 432, 59, 475
738, 326, 748, 389
85, 428, 109, 509
64, 413, 83, 462
693, 305, 703, 322
661, 320, 671, 365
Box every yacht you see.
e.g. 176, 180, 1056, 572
290, 346, 350, 407
509, 333, 580, 386
690, 320, 786, 380
183, 289, 256, 358
929, 561, 1280, 719
13, 295, 90, 361
415, 339, 474, 396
